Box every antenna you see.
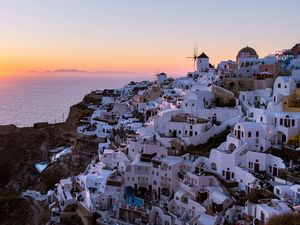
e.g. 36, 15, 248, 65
186, 44, 198, 70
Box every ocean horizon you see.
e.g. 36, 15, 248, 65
0, 71, 150, 127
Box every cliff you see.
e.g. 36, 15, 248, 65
0, 92, 100, 225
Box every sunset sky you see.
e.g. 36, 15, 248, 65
0, 0, 300, 77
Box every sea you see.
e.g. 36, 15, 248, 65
0, 71, 150, 127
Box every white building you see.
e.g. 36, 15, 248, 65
156, 72, 168, 85
197, 52, 210, 74
245, 199, 292, 225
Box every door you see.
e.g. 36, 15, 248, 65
260, 211, 265, 225
282, 134, 286, 143
226, 171, 231, 180
254, 163, 260, 173
273, 167, 278, 176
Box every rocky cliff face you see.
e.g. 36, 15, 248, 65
0, 92, 99, 225
64, 102, 93, 132
0, 125, 47, 189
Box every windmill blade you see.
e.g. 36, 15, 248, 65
186, 44, 198, 71
193, 44, 198, 58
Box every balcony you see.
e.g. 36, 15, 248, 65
179, 180, 194, 193
107, 180, 122, 187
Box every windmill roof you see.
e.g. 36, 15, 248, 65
198, 52, 209, 58
157, 72, 167, 76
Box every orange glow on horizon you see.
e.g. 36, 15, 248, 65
0, 45, 280, 78
0, 51, 236, 78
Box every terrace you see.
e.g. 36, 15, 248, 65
170, 113, 209, 124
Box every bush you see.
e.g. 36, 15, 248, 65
267, 213, 300, 225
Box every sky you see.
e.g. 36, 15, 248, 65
0, 0, 300, 77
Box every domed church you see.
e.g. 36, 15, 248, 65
236, 46, 259, 62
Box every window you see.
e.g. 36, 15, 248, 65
211, 163, 217, 171
186, 103, 188, 107
249, 162, 253, 169
232, 172, 235, 179
260, 117, 263, 122
292, 120, 295, 126
248, 132, 251, 138
256, 131, 259, 137
278, 83, 281, 88
280, 118, 283, 125
195, 131, 198, 135
222, 170, 225, 176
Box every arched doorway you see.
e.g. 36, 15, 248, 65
277, 131, 286, 145
228, 143, 237, 153
211, 162, 217, 171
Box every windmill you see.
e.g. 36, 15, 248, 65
153, 68, 160, 80
186, 44, 198, 71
